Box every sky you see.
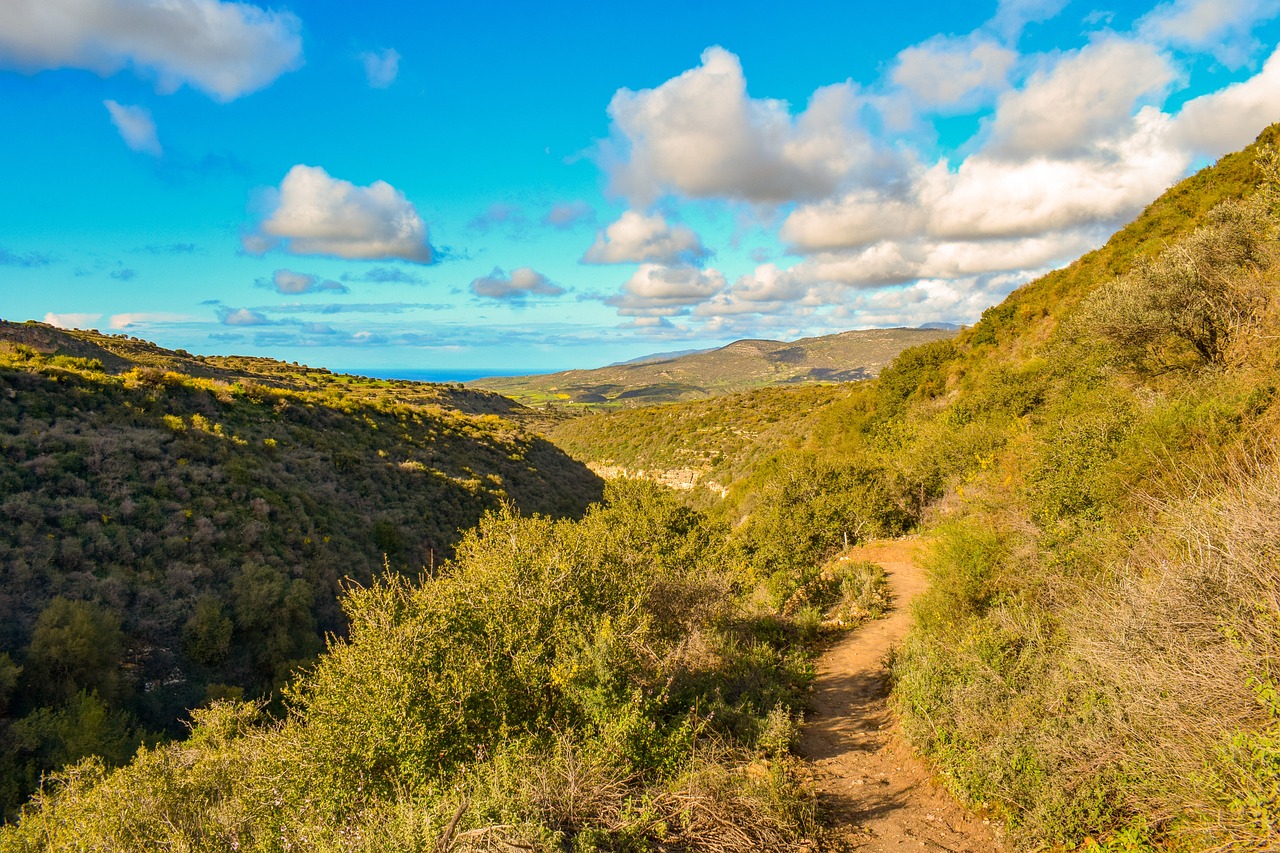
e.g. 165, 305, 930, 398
3, 0, 1280, 374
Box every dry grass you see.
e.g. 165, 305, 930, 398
1068, 450, 1280, 849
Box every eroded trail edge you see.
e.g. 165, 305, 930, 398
800, 539, 1002, 852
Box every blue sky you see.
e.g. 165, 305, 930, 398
3, 0, 1280, 373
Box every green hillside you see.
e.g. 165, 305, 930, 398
469, 326, 954, 408
4, 128, 1280, 851
543, 126, 1280, 849
0, 322, 602, 814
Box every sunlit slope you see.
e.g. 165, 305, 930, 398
0, 321, 602, 812
469, 326, 954, 408
532, 124, 1280, 849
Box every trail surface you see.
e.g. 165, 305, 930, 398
800, 539, 1002, 851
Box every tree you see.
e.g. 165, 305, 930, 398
25, 598, 125, 707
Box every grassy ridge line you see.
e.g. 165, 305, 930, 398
470, 326, 953, 408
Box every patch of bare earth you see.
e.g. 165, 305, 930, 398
799, 539, 1003, 852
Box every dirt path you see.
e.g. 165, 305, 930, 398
800, 539, 1002, 852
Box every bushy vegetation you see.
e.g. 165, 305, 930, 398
531, 127, 1280, 849
0, 482, 824, 851
883, 133, 1280, 849
0, 325, 602, 817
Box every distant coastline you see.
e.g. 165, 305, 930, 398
339, 367, 548, 384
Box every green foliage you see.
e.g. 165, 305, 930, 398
24, 599, 125, 707
875, 338, 957, 414
1077, 192, 1276, 373
733, 456, 908, 580
886, 130, 1280, 850
0, 484, 816, 850
0, 321, 603, 815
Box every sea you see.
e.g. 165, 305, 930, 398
336, 368, 554, 384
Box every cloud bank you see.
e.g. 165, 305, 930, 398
0, 0, 303, 101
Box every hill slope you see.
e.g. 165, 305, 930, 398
526, 125, 1280, 849
0, 321, 602, 814
469, 326, 954, 407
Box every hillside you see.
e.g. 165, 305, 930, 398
543, 126, 1280, 849
468, 326, 954, 407
0, 321, 602, 814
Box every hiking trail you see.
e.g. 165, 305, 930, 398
800, 539, 1003, 852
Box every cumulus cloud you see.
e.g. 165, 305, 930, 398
218, 306, 272, 326
104, 100, 161, 155
44, 312, 102, 329
0, 0, 302, 101
109, 312, 192, 328
543, 200, 595, 229
987, 38, 1176, 159
891, 35, 1017, 112
590, 12, 1280, 340
991, 0, 1071, 38
605, 46, 895, 204
783, 111, 1187, 252
258, 268, 348, 294
582, 211, 710, 265
360, 47, 399, 88
606, 265, 727, 317
1139, 0, 1280, 68
1170, 44, 1280, 157
246, 165, 434, 263
470, 267, 565, 300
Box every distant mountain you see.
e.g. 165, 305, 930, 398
469, 326, 955, 408
917, 321, 964, 331
608, 348, 711, 367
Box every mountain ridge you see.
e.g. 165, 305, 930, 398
468, 326, 955, 408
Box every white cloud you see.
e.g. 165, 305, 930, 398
0, 0, 302, 101
606, 264, 726, 317
604, 46, 894, 204
109, 312, 193, 328
987, 38, 1176, 159
783, 107, 1187, 252
891, 36, 1017, 112
582, 211, 710, 265
1171, 44, 1280, 157
991, 0, 1071, 40
543, 200, 595, 229
1139, 0, 1280, 68
261, 269, 348, 294
218, 307, 271, 326
360, 47, 399, 88
247, 165, 433, 263
104, 100, 161, 155
44, 312, 102, 329
470, 267, 565, 300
